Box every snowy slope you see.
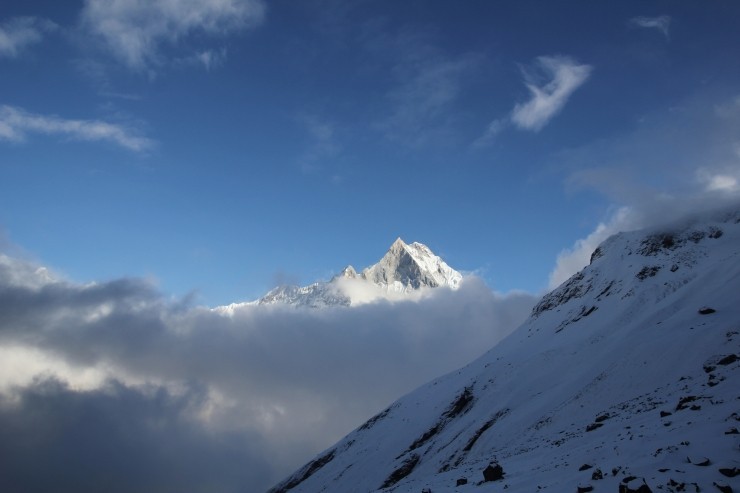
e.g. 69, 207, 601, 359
268, 208, 740, 493
219, 239, 462, 312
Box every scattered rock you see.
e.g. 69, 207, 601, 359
612, 467, 622, 476
579, 464, 593, 471
482, 462, 504, 482
676, 396, 699, 411
592, 468, 604, 480
619, 477, 653, 493
577, 484, 593, 493
667, 479, 685, 491
719, 467, 739, 478
595, 413, 611, 422
687, 456, 711, 466
456, 477, 468, 486
717, 354, 739, 366
586, 422, 604, 432
699, 307, 716, 315
713, 481, 733, 493
660, 411, 673, 417
724, 427, 739, 435
422, 489, 432, 493
636, 266, 661, 280
690, 404, 702, 411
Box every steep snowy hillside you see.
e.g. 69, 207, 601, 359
269, 208, 740, 493
219, 239, 462, 311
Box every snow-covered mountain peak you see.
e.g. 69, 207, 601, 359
218, 239, 463, 310
390, 237, 407, 251
361, 238, 463, 291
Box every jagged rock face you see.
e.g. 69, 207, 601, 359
268, 206, 740, 493
361, 238, 462, 291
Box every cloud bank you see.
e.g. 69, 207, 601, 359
0, 253, 536, 492
0, 105, 153, 152
80, 0, 266, 71
548, 90, 740, 287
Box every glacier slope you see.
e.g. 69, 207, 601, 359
269, 209, 740, 493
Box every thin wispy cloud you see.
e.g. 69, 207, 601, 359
629, 15, 671, 39
0, 105, 154, 152
0, 16, 56, 58
382, 55, 479, 146
475, 55, 591, 146
511, 55, 592, 132
80, 0, 266, 71
174, 48, 228, 71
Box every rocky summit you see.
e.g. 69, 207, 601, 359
219, 238, 463, 310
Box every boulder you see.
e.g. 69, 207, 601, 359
482, 462, 504, 482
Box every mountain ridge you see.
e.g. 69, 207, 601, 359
268, 206, 740, 493
217, 238, 462, 312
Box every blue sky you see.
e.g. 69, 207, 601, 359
2, 0, 740, 305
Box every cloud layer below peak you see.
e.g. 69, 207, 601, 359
0, 252, 536, 492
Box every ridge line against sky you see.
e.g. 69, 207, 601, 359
1, 1, 739, 306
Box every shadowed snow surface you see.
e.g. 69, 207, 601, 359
269, 208, 740, 493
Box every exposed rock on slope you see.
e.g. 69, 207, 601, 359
269, 207, 740, 493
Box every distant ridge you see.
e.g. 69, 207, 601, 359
216, 238, 462, 311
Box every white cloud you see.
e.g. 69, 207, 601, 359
547, 91, 740, 287
629, 15, 671, 39
548, 189, 740, 290
0, 252, 536, 492
547, 207, 638, 290
81, 0, 265, 70
475, 55, 591, 146
510, 56, 592, 132
0, 16, 56, 58
0, 105, 154, 152
698, 169, 740, 193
